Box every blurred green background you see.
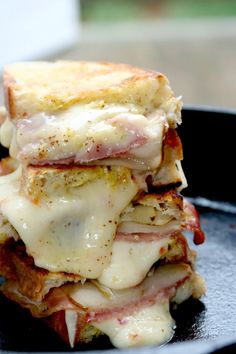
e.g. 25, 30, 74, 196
81, 0, 236, 21
1, 0, 236, 109
57, 0, 236, 109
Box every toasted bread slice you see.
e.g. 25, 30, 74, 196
3, 61, 182, 167
120, 190, 183, 227
4, 61, 172, 119
20, 164, 135, 203
0, 241, 82, 301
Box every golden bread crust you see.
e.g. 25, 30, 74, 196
4, 61, 170, 118
0, 241, 81, 301
21, 164, 134, 203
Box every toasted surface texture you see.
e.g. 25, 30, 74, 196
4, 61, 171, 118
0, 241, 82, 301
21, 164, 135, 203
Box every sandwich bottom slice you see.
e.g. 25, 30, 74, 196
0, 237, 205, 348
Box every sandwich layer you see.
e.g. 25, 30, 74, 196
0, 101, 181, 169
2, 61, 182, 167
98, 232, 193, 289
0, 228, 193, 300
0, 263, 205, 348
0, 165, 138, 277
0, 163, 203, 283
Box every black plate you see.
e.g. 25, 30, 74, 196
0, 107, 236, 354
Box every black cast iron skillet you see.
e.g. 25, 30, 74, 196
0, 107, 236, 354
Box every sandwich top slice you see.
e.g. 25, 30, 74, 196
1, 61, 182, 169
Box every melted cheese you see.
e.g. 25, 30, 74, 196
65, 310, 78, 348
98, 238, 173, 289
66, 264, 191, 310
0, 166, 21, 197
0, 117, 18, 159
176, 160, 188, 191
93, 302, 174, 348
1, 104, 167, 169
64, 264, 192, 348
62, 302, 175, 348
0, 214, 19, 244
153, 159, 187, 191
0, 117, 13, 148
0, 167, 138, 278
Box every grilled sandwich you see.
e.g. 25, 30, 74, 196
0, 61, 205, 348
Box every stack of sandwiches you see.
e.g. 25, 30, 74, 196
0, 61, 205, 348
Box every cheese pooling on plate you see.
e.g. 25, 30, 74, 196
0, 61, 205, 349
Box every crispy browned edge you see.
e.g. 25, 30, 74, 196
0, 241, 81, 302
3, 61, 168, 119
